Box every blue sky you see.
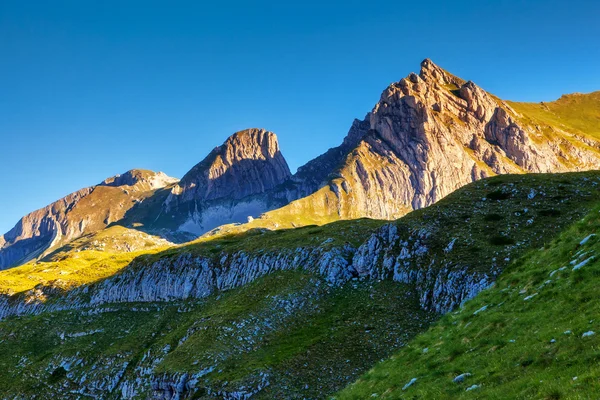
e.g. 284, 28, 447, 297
1, 0, 599, 233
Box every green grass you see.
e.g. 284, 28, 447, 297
43, 225, 172, 260
0, 250, 147, 295
508, 91, 600, 139
0, 271, 434, 399
336, 204, 600, 399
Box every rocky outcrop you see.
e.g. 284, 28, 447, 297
0, 223, 490, 320
0, 170, 177, 270
101, 169, 178, 191
167, 129, 291, 204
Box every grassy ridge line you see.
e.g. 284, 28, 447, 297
336, 204, 600, 399
508, 91, 600, 139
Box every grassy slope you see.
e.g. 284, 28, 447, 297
337, 204, 600, 399
0, 271, 435, 399
0, 250, 144, 296
1, 172, 600, 398
4, 171, 599, 300
43, 225, 172, 259
508, 91, 600, 139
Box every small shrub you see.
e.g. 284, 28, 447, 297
487, 190, 511, 201
48, 367, 67, 383
539, 209, 561, 217
545, 389, 562, 400
521, 358, 534, 367
489, 235, 515, 246
484, 213, 504, 222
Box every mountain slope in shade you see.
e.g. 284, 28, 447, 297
220, 59, 600, 232
336, 193, 600, 399
0, 170, 177, 270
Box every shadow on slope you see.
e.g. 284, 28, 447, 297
1, 172, 600, 398
336, 199, 600, 399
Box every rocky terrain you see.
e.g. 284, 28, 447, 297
3, 59, 600, 271
240, 59, 600, 229
157, 128, 292, 236
337, 186, 600, 399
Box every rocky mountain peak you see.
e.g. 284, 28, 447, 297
256, 59, 600, 229
152, 128, 293, 236
0, 168, 173, 269
172, 128, 291, 203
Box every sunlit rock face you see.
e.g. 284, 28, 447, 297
357, 58, 600, 213
166, 128, 291, 204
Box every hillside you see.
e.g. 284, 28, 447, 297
337, 193, 600, 399
1, 171, 600, 398
508, 91, 600, 139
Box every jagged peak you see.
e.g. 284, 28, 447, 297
170, 128, 291, 204
419, 58, 466, 88
181, 128, 289, 186
221, 128, 282, 160
342, 114, 371, 148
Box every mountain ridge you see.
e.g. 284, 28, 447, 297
0, 169, 177, 270
206, 59, 600, 236
2, 59, 600, 271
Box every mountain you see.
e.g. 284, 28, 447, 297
1, 59, 600, 397
1, 171, 599, 398
156, 128, 292, 235
0, 170, 177, 270
233, 59, 600, 231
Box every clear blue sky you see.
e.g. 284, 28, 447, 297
1, 0, 599, 234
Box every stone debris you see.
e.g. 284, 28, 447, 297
402, 378, 417, 391
453, 373, 471, 383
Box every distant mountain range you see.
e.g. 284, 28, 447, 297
2, 58, 600, 271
